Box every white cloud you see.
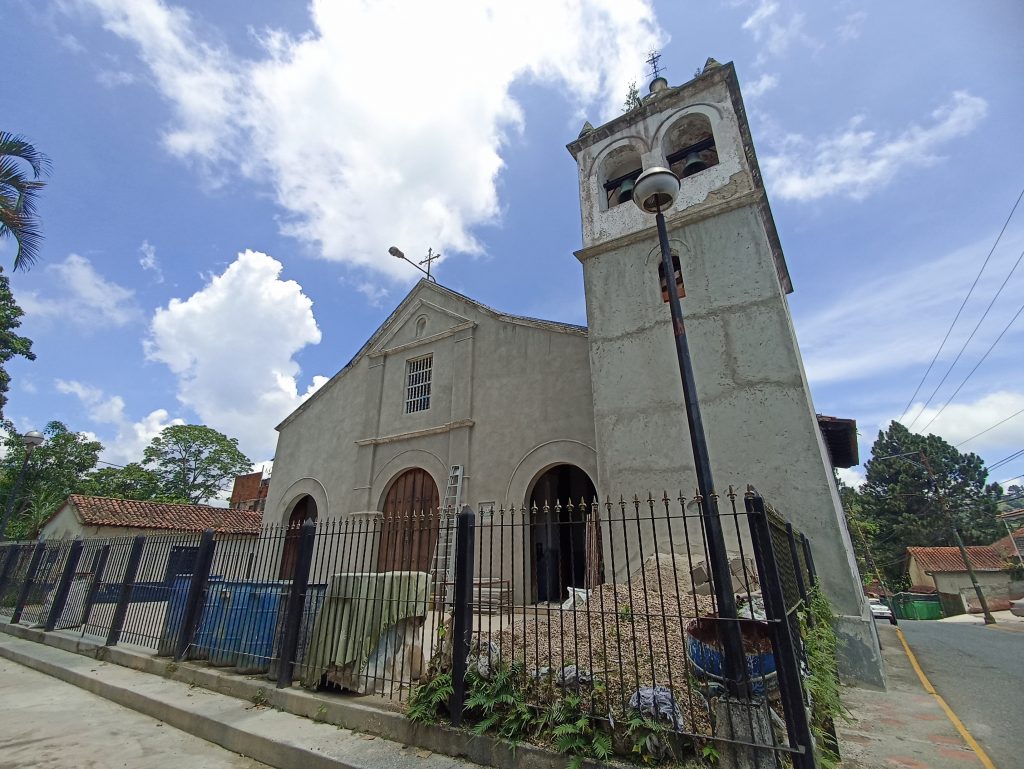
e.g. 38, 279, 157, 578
762, 91, 988, 202
145, 249, 324, 458
55, 378, 184, 464
797, 227, 1024, 385
741, 0, 815, 62
837, 467, 865, 488
837, 11, 867, 41
19, 253, 140, 328
357, 282, 390, 308
904, 391, 1024, 452
65, 0, 663, 280
138, 239, 163, 282
744, 72, 778, 98
96, 68, 136, 87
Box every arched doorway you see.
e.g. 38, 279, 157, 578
377, 468, 440, 572
529, 464, 599, 603
279, 495, 318, 579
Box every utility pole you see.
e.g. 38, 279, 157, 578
919, 452, 996, 625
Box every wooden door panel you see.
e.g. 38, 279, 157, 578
377, 468, 439, 572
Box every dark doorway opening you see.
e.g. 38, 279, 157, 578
378, 468, 440, 572
279, 495, 318, 579
529, 464, 598, 603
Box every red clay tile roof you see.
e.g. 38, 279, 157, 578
990, 529, 1024, 558
906, 545, 1006, 573
67, 495, 261, 534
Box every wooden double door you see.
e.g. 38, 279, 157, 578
377, 468, 440, 572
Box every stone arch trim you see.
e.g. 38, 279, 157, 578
371, 448, 448, 511
651, 102, 725, 159
275, 477, 329, 525
504, 439, 599, 506
588, 135, 649, 182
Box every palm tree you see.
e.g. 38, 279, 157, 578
0, 132, 50, 271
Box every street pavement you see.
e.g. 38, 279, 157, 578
899, 619, 1023, 769
0, 658, 270, 769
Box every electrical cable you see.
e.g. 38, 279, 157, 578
909, 246, 1024, 429
918, 289, 1024, 432
987, 447, 1024, 473
956, 405, 1024, 447
898, 186, 1024, 425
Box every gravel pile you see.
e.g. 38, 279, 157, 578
485, 578, 718, 735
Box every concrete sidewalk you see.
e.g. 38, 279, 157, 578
836, 624, 990, 769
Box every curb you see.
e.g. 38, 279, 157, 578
0, 623, 576, 769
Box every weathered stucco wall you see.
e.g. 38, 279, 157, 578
264, 281, 597, 526
567, 63, 882, 687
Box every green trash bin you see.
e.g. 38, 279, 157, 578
911, 600, 942, 620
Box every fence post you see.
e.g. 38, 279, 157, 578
44, 539, 84, 631
785, 522, 808, 605
800, 533, 817, 586
0, 545, 22, 604
106, 536, 146, 646
80, 544, 111, 629
275, 519, 316, 688
10, 542, 46, 625
746, 495, 816, 769
449, 505, 476, 725
174, 529, 217, 661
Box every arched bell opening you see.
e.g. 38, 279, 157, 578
663, 113, 718, 179
279, 495, 318, 579
528, 464, 601, 603
599, 144, 643, 210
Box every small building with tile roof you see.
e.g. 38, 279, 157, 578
40, 495, 262, 540
906, 545, 1011, 616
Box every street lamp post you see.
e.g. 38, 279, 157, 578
0, 430, 45, 542
631, 167, 748, 695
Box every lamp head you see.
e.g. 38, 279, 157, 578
388, 246, 405, 259
632, 166, 680, 214
22, 431, 44, 452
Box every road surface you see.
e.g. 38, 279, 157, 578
900, 619, 1023, 769
0, 658, 270, 769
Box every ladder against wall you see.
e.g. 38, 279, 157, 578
431, 465, 463, 609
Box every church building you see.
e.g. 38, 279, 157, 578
260, 59, 883, 687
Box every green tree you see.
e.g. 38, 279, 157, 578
0, 270, 34, 420
78, 462, 188, 503
0, 131, 50, 271
860, 421, 1003, 580
142, 424, 252, 504
0, 421, 102, 539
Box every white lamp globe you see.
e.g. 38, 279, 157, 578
632, 166, 680, 214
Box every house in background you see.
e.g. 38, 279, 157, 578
39, 495, 262, 583
230, 471, 271, 513
905, 545, 1011, 616
993, 507, 1024, 565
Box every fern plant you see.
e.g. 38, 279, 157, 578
800, 586, 847, 769
548, 694, 613, 769
464, 662, 534, 744
407, 672, 453, 725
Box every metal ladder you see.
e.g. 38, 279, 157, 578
431, 465, 463, 609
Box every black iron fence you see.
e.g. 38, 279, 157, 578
0, 488, 822, 767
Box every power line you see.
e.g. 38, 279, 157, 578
899, 186, 1024, 424
988, 447, 1024, 473
918, 288, 1024, 432
956, 405, 1024, 447
908, 246, 1024, 429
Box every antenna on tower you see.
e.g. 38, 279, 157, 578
646, 50, 665, 81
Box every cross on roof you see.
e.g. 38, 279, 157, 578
646, 50, 664, 80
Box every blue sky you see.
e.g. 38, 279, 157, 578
3, 0, 1023, 492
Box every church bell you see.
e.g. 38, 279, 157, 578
616, 178, 635, 205
681, 152, 707, 177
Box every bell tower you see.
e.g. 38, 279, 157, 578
567, 59, 884, 687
